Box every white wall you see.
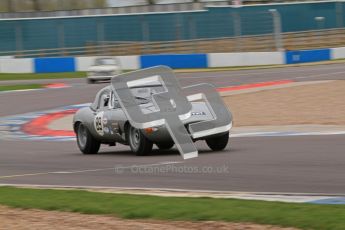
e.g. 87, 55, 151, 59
0, 58, 33, 73
331, 47, 345, 59
75, 56, 140, 71
75, 56, 97, 71
208, 52, 284, 67
117, 55, 140, 70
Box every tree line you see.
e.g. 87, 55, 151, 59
0, 0, 107, 12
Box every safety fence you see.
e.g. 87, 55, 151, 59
2, 1, 345, 55
0, 27, 344, 58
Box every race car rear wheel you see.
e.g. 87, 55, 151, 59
76, 123, 100, 154
127, 126, 153, 156
205, 132, 229, 151
156, 142, 174, 150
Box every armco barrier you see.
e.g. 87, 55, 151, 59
0, 58, 33, 73
209, 52, 284, 67
140, 54, 208, 69
285, 49, 331, 64
0, 48, 344, 73
34, 57, 75, 73
331, 47, 345, 59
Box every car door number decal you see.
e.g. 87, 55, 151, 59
94, 112, 104, 136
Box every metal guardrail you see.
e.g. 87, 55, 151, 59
1, 28, 344, 58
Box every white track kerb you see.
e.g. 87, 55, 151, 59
0, 183, 344, 205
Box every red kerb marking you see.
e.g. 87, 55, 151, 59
22, 109, 77, 137
217, 80, 294, 92
44, 83, 69, 89
22, 80, 294, 138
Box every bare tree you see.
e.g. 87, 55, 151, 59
94, 0, 107, 8
32, 0, 41, 11
7, 0, 15, 12
147, 0, 155, 5
4, 0, 107, 12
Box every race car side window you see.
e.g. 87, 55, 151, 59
90, 87, 112, 111
99, 91, 110, 110
110, 91, 121, 109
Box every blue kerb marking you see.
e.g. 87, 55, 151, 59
140, 54, 208, 69
285, 49, 330, 64
0, 104, 89, 142
308, 197, 345, 205
34, 57, 76, 73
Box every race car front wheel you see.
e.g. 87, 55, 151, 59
127, 126, 153, 156
76, 123, 101, 154
205, 132, 229, 151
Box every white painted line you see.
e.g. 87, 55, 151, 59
231, 131, 345, 138
179, 65, 345, 80
0, 161, 183, 179
0, 88, 43, 94
0, 183, 344, 203
295, 70, 345, 80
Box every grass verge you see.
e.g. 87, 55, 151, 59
0, 72, 86, 81
0, 84, 43, 91
0, 187, 344, 230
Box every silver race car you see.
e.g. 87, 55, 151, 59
74, 67, 232, 156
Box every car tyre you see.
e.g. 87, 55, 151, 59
76, 123, 100, 154
205, 132, 229, 151
87, 79, 95, 84
156, 142, 174, 150
127, 125, 153, 156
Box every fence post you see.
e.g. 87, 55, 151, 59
15, 22, 23, 56
175, 14, 182, 41
232, 12, 242, 52
58, 21, 65, 56
269, 9, 283, 51
188, 16, 197, 53
96, 19, 105, 55
336, 1, 343, 28
141, 16, 150, 54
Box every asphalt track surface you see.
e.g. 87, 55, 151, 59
1, 63, 345, 194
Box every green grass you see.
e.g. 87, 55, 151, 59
0, 187, 344, 230
0, 72, 86, 81
0, 84, 43, 91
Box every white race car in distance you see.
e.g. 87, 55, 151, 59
87, 57, 122, 84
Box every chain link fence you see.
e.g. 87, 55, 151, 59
1, 9, 345, 57
0, 10, 283, 57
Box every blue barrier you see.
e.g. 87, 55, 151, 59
285, 49, 331, 64
34, 57, 76, 73
140, 54, 208, 69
